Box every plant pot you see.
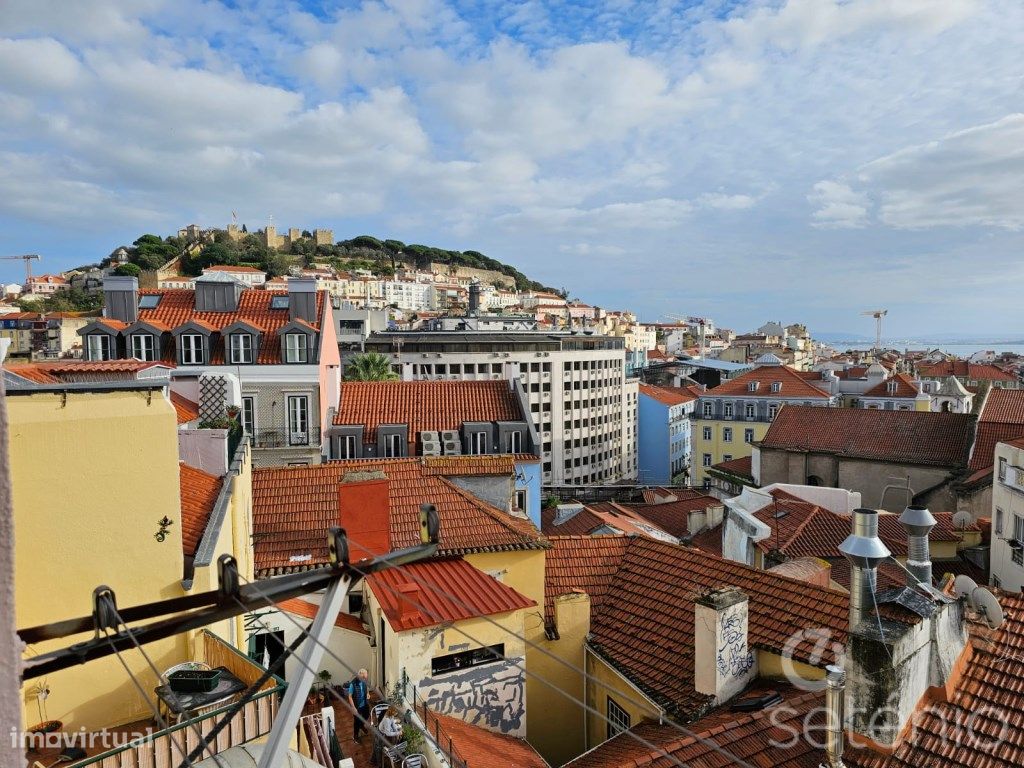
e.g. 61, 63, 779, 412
168, 669, 222, 693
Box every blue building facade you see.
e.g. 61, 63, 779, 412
637, 384, 696, 485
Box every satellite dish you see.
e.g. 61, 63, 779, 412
952, 511, 973, 530
954, 575, 979, 604
971, 587, 1005, 630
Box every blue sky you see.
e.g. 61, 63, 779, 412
1, 0, 1023, 336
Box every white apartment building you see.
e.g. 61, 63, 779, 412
991, 437, 1024, 591
364, 330, 638, 485
382, 279, 435, 311
202, 265, 267, 286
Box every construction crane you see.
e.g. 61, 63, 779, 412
0, 254, 41, 284
862, 309, 888, 350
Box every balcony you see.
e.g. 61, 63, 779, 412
252, 426, 321, 449
25, 632, 283, 768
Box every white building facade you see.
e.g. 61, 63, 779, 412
991, 438, 1024, 591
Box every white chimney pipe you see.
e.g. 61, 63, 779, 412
824, 665, 846, 768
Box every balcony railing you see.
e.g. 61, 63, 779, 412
251, 426, 321, 449
409, 687, 469, 768
74, 632, 285, 768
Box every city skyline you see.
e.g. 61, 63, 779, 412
1, 0, 1023, 335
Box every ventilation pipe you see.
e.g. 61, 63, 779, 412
823, 665, 846, 768
838, 509, 891, 630
898, 505, 936, 587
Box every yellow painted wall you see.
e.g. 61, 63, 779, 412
584, 646, 661, 751
757, 649, 826, 686
10, 389, 189, 732
692, 418, 770, 484
530, 592, 590, 766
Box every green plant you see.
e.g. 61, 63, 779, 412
345, 352, 399, 382
402, 722, 425, 752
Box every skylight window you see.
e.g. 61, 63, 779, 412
270, 295, 290, 310
138, 295, 162, 309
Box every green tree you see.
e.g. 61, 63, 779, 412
113, 263, 141, 277
345, 352, 399, 381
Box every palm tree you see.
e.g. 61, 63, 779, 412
345, 352, 399, 381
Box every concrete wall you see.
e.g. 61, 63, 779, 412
10, 389, 190, 731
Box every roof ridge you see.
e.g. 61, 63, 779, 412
437, 477, 542, 543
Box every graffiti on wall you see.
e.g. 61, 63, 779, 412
716, 610, 754, 679
419, 659, 526, 736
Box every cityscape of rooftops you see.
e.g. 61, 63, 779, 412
3, 3, 1024, 768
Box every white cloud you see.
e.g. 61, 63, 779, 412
808, 181, 870, 229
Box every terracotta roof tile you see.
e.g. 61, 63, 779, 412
275, 597, 368, 635
252, 457, 543, 576
617, 495, 722, 540
638, 383, 700, 406
544, 535, 630, 636
919, 360, 1017, 382
761, 405, 974, 467
333, 380, 523, 448
709, 455, 753, 480
367, 557, 535, 632
137, 288, 324, 365
179, 462, 222, 557
420, 707, 548, 768
6, 359, 172, 384
170, 391, 199, 424
969, 389, 1024, 471
862, 372, 922, 398
702, 365, 833, 400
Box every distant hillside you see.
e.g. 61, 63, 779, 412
91, 231, 561, 295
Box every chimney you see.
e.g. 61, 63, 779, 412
824, 665, 846, 768
468, 281, 481, 314
397, 583, 423, 624
288, 276, 318, 323
694, 587, 756, 702
838, 509, 891, 630
898, 505, 936, 587
338, 471, 391, 559
103, 276, 139, 323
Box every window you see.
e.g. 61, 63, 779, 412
241, 396, 256, 434
230, 333, 253, 364
607, 697, 631, 740
702, 453, 712, 467
270, 295, 290, 310
130, 334, 156, 361
431, 644, 504, 676
515, 489, 527, 512
285, 333, 308, 363
768, 403, 779, 420
702, 426, 712, 441
384, 433, 402, 457
87, 334, 111, 361
747, 381, 759, 392
744, 428, 755, 443
286, 395, 309, 446
337, 436, 358, 460
745, 403, 755, 419
180, 334, 205, 365
470, 431, 488, 455
138, 294, 162, 309
723, 427, 733, 442
1015, 515, 1024, 566
999, 457, 1008, 481
703, 402, 712, 417
723, 454, 733, 462
771, 381, 782, 393
995, 507, 1004, 535
509, 431, 522, 453
723, 402, 734, 419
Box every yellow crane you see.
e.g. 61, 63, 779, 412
861, 309, 888, 350
1, 253, 41, 284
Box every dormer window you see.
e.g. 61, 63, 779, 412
284, 333, 308, 363
180, 333, 205, 365
131, 334, 156, 362
770, 382, 782, 393
703, 402, 712, 417
748, 381, 759, 392
87, 334, 111, 361
230, 333, 253, 364
887, 380, 898, 393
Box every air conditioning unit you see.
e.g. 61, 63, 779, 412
492, 373, 501, 379
441, 430, 460, 443
421, 440, 442, 456
421, 430, 440, 443
503, 353, 511, 357
443, 440, 462, 455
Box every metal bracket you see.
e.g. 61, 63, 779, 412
92, 586, 119, 638
217, 555, 240, 600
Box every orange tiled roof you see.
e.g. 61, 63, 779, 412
5, 359, 171, 384
137, 288, 324, 365
544, 535, 630, 637
275, 598, 368, 635
638, 383, 699, 406
421, 707, 548, 768
862, 372, 921, 398
541, 501, 675, 540
702, 365, 833, 399
367, 557, 535, 632
179, 462, 222, 557
333, 380, 523, 446
170, 391, 200, 424
919, 360, 1017, 382
968, 389, 1024, 472
708, 455, 753, 480
616, 494, 722, 540
252, 456, 543, 576
761, 405, 974, 468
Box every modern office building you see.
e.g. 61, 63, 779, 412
364, 331, 638, 485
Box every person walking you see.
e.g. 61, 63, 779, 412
346, 669, 370, 742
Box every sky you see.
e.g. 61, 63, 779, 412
1, 0, 1023, 337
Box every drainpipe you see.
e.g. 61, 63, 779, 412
824, 665, 846, 768
898, 505, 936, 587
838, 509, 891, 630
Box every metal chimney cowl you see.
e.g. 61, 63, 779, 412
898, 505, 936, 587
838, 509, 891, 630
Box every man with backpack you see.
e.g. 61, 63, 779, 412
346, 668, 371, 742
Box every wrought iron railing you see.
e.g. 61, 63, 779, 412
251, 427, 321, 449
408, 685, 469, 768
